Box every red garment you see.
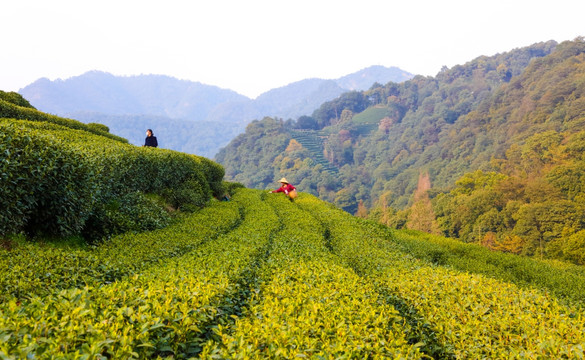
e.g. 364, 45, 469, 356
273, 183, 296, 195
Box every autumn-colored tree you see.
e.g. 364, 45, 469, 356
285, 139, 303, 152
378, 117, 394, 134
356, 200, 368, 218
492, 234, 525, 254
480, 231, 497, 249
407, 172, 441, 235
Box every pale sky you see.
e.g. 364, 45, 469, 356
1, 0, 583, 99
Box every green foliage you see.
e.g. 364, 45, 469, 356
297, 194, 585, 357
85, 122, 110, 133
82, 191, 171, 241
557, 230, 585, 264
217, 118, 344, 205
0, 191, 244, 302
387, 228, 585, 304
5, 38, 585, 357
215, 117, 293, 187
289, 129, 339, 173
433, 128, 585, 261
1, 190, 585, 358
219, 39, 561, 215
222, 181, 245, 196
0, 122, 94, 236
351, 105, 390, 124
294, 114, 318, 129
162, 176, 211, 212
0, 98, 126, 142
203, 193, 420, 358
312, 91, 370, 128
0, 90, 35, 108
0, 116, 225, 241
0, 190, 274, 358
219, 38, 585, 264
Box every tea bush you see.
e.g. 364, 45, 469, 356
0, 98, 125, 142
81, 191, 171, 241
0, 192, 243, 302
297, 193, 585, 358
203, 194, 422, 358
0, 189, 279, 358
0, 91, 35, 109
86, 122, 110, 133
2, 188, 585, 358
0, 122, 94, 236
0, 119, 224, 240
388, 228, 585, 304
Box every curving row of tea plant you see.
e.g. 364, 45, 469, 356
202, 194, 423, 358
1, 189, 584, 358
0, 189, 278, 358
0, 196, 242, 302
388, 228, 585, 304
0, 96, 126, 142
297, 193, 585, 359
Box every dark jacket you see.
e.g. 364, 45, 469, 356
145, 136, 158, 147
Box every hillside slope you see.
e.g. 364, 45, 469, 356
218, 38, 585, 263
218, 40, 559, 207
1, 189, 584, 358
0, 92, 224, 241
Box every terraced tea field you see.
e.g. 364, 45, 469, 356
2, 189, 585, 359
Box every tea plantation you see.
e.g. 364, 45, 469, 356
2, 93, 585, 358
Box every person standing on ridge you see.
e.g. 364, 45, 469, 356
270, 178, 297, 201
144, 129, 158, 147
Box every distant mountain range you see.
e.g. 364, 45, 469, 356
19, 66, 413, 157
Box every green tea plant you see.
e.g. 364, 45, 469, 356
297, 193, 585, 358
203, 194, 422, 358
0, 194, 242, 302
0, 91, 35, 109
2, 186, 585, 358
0, 121, 94, 236
0, 119, 224, 239
388, 228, 585, 305
0, 189, 279, 359
0, 98, 125, 142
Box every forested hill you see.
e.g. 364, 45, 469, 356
217, 38, 585, 264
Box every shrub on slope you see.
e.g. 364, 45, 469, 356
0, 119, 224, 240
0, 97, 127, 143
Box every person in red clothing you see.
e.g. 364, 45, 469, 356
270, 178, 297, 200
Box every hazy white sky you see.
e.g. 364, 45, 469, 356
1, 0, 583, 98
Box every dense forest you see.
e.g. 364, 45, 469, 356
217, 38, 585, 264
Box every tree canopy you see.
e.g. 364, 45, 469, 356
218, 38, 585, 263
